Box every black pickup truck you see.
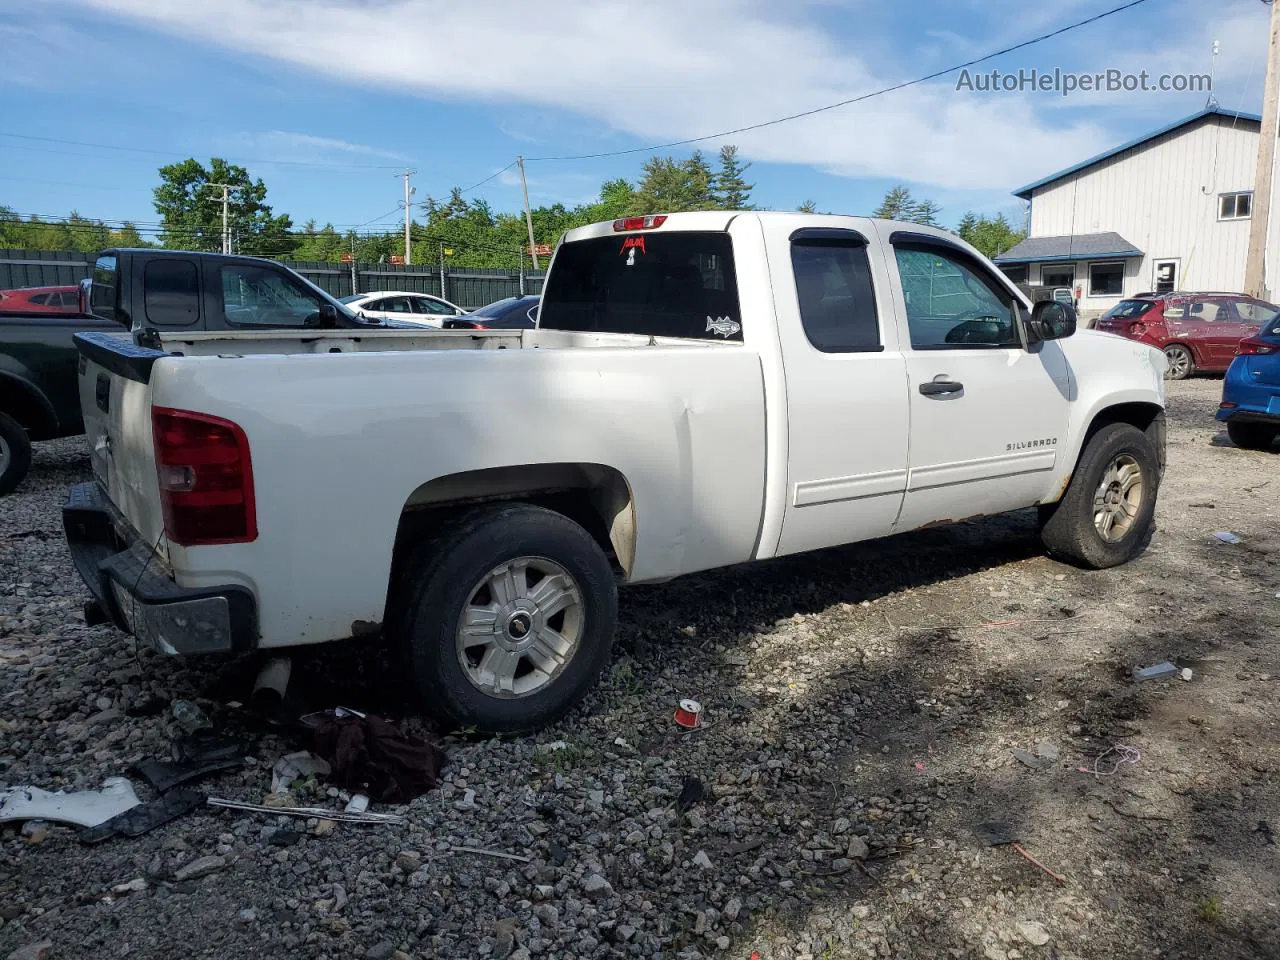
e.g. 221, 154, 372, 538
0, 248, 373, 495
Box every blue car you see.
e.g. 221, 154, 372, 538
1216, 309, 1280, 450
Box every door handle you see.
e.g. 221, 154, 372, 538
919, 379, 964, 397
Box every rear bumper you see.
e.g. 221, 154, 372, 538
1217, 408, 1280, 427
1216, 357, 1280, 424
63, 481, 257, 656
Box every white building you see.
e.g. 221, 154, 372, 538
994, 107, 1280, 317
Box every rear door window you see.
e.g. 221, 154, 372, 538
538, 231, 742, 341
144, 259, 200, 327
790, 236, 881, 352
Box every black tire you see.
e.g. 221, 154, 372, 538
1040, 422, 1160, 569
1226, 421, 1278, 451
1163, 344, 1194, 380
0, 412, 33, 498
390, 503, 617, 733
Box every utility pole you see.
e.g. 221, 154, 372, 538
518, 244, 525, 296
517, 156, 539, 270
398, 169, 417, 264
1245, 0, 1280, 300
439, 242, 447, 302
206, 183, 235, 254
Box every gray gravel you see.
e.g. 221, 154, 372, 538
2, 379, 1278, 960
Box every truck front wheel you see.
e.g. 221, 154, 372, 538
391, 503, 618, 733
1039, 422, 1160, 569
0, 412, 33, 498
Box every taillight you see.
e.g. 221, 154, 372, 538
1128, 321, 1147, 337
152, 407, 256, 546
613, 215, 668, 231
1237, 336, 1277, 355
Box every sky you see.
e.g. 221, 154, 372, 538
0, 0, 1271, 238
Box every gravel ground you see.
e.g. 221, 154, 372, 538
2, 378, 1278, 960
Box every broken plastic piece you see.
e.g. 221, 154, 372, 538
344, 793, 370, 814
272, 751, 332, 793
1132, 662, 1178, 682
170, 699, 213, 735
0, 777, 141, 828
133, 756, 242, 793
1180, 667, 1194, 682
172, 731, 247, 765
79, 788, 208, 845
1213, 531, 1243, 544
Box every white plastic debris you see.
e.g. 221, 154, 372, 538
1213, 531, 1243, 544
343, 793, 370, 814
0, 777, 141, 828
271, 751, 332, 793
1180, 667, 1194, 682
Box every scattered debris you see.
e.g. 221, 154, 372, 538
206, 796, 403, 824
1131, 661, 1178, 682
450, 845, 532, 864
79, 788, 208, 845
973, 821, 1067, 884
673, 698, 703, 729
1213, 531, 1243, 544
133, 751, 244, 793
0, 777, 141, 828
344, 793, 370, 814
103, 878, 147, 902
1076, 745, 1142, 778
5, 941, 52, 960
251, 656, 292, 709
174, 855, 227, 882
1180, 667, 1194, 682
1189, 502, 1215, 509
306, 707, 444, 803
271, 751, 332, 793
170, 699, 213, 735
675, 776, 704, 812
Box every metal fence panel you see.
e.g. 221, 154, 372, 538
1, 250, 545, 310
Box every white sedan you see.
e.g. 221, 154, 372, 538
339, 291, 466, 327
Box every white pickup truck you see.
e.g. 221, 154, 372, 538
64, 212, 1166, 732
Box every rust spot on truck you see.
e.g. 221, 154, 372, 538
351, 620, 382, 639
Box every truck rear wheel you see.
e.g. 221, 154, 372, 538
1039, 422, 1159, 569
391, 503, 618, 733
0, 412, 32, 498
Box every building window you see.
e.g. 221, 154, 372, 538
999, 264, 1028, 284
1152, 259, 1178, 294
1220, 191, 1252, 220
1088, 261, 1125, 297
1041, 266, 1075, 289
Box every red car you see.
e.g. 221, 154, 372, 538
1095, 292, 1280, 379
0, 285, 82, 315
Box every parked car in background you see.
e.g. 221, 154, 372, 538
444, 295, 539, 330
340, 291, 466, 327
1217, 308, 1280, 450
0, 285, 81, 314
1094, 291, 1279, 379
0, 248, 375, 496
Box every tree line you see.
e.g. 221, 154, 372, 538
1, 147, 1025, 266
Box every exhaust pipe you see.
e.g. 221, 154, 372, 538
251, 657, 292, 709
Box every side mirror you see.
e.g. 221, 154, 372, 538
1029, 300, 1077, 343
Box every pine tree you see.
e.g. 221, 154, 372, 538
713, 145, 754, 209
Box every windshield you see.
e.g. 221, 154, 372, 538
1105, 299, 1155, 319
539, 231, 741, 340
1263, 311, 1280, 338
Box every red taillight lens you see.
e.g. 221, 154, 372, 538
612, 215, 668, 231
152, 407, 256, 546
1128, 321, 1147, 337
1237, 336, 1277, 355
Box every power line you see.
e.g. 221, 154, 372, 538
524, 0, 1154, 162
460, 160, 518, 194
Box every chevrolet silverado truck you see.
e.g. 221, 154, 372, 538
64, 212, 1168, 733
0, 248, 379, 495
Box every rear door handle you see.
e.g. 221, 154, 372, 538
919, 379, 964, 396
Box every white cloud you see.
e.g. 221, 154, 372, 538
251, 130, 408, 161
44, 0, 1262, 192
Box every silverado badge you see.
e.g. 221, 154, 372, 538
706, 316, 741, 337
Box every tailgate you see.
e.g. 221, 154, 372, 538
75, 332, 168, 551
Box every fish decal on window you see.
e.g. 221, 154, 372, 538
706, 316, 741, 337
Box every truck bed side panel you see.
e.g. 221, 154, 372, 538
147, 346, 767, 647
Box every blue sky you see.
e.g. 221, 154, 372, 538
0, 0, 1269, 238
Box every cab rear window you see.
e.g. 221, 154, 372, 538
538, 232, 742, 341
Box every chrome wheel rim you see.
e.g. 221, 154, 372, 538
1164, 347, 1190, 379
1093, 454, 1143, 542
0, 434, 9, 477
455, 556, 584, 699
